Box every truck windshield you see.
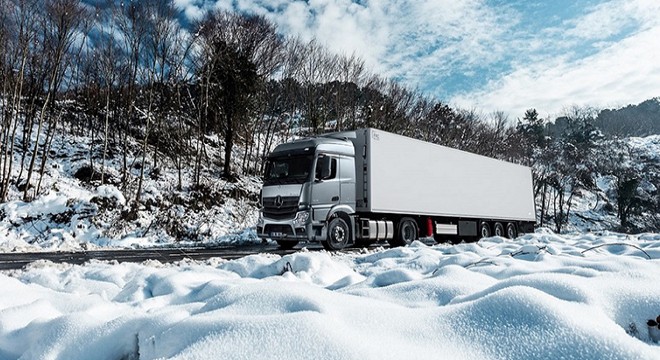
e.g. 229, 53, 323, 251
264, 155, 313, 185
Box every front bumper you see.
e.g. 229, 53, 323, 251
257, 211, 314, 241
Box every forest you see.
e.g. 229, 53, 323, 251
1, 0, 659, 235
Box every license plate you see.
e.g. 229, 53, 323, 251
270, 232, 285, 238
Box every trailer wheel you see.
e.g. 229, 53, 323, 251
322, 217, 350, 251
494, 222, 505, 237
506, 223, 517, 239
479, 222, 491, 239
276, 240, 299, 250
389, 218, 418, 247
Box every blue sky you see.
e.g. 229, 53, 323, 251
174, 0, 660, 119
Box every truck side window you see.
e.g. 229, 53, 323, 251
329, 158, 337, 179
316, 155, 338, 180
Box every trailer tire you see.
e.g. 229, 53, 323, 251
494, 222, 505, 237
480, 222, 491, 239
389, 218, 418, 247
276, 240, 298, 249
322, 217, 350, 251
506, 223, 517, 239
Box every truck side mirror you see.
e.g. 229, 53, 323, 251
316, 156, 331, 181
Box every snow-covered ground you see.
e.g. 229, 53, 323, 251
1, 231, 659, 359
559, 135, 660, 233
0, 123, 264, 252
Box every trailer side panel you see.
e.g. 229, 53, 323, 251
359, 129, 535, 221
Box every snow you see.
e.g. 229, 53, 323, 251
0, 119, 265, 252
1, 231, 659, 359
561, 135, 660, 233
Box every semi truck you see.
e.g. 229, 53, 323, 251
257, 128, 536, 250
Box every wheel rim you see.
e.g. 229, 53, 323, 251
332, 224, 346, 244
401, 221, 416, 243
494, 223, 504, 237
507, 224, 516, 239
481, 223, 490, 238
328, 218, 349, 249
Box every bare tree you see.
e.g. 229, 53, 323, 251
196, 11, 284, 180
297, 40, 335, 133
332, 52, 366, 131
115, 0, 150, 192
92, 6, 124, 185
0, 0, 39, 201
163, 14, 196, 191
135, 0, 183, 202
21, 0, 86, 200
144, 0, 181, 170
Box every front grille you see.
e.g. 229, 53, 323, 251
263, 196, 298, 220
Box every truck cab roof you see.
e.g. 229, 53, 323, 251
270, 136, 355, 158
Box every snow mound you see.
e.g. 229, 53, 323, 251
1, 233, 659, 359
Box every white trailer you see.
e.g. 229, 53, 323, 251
257, 128, 536, 250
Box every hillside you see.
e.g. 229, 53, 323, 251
596, 98, 660, 137
0, 114, 659, 252
0, 122, 265, 252
561, 135, 660, 233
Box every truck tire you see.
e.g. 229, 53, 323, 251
480, 222, 491, 239
494, 222, 505, 237
322, 217, 350, 251
506, 223, 517, 239
389, 218, 418, 247
276, 240, 298, 250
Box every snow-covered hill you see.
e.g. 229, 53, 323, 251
0, 122, 264, 252
562, 135, 660, 233
1, 232, 659, 359
2, 119, 659, 252
4, 132, 658, 252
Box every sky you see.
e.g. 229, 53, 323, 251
173, 0, 660, 119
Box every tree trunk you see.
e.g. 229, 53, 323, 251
24, 87, 54, 201
223, 110, 234, 180
36, 107, 64, 194
136, 86, 155, 203
101, 85, 111, 184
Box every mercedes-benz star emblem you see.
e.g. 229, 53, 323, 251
274, 195, 283, 208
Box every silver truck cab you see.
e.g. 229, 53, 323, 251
256, 136, 356, 249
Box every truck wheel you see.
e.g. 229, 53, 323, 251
494, 222, 505, 237
322, 217, 350, 251
276, 240, 299, 250
480, 222, 491, 239
506, 223, 517, 239
389, 218, 418, 247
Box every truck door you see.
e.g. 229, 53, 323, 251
311, 154, 340, 222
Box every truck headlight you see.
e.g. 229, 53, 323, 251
293, 211, 310, 227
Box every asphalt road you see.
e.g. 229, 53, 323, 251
0, 244, 308, 270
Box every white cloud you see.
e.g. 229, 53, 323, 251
563, 0, 660, 40
173, 0, 203, 21
184, 0, 660, 117
451, 23, 660, 118
451, 0, 660, 117
214, 0, 514, 83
